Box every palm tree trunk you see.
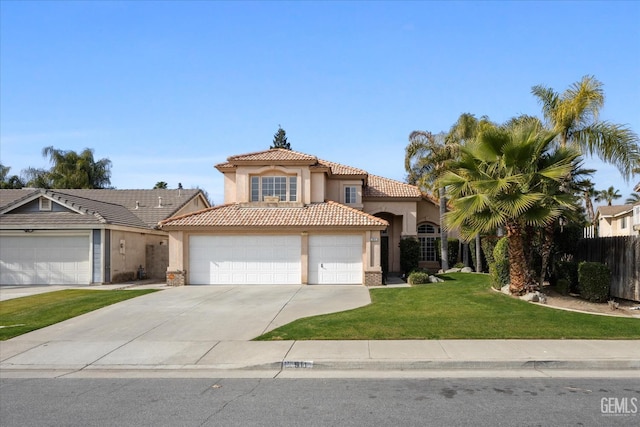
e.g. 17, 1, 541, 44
505, 221, 529, 295
439, 187, 448, 271
584, 192, 595, 224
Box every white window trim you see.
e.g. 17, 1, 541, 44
39, 197, 52, 211
251, 175, 298, 202
344, 185, 358, 204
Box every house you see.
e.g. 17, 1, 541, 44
0, 188, 209, 285
160, 148, 441, 286
594, 204, 639, 237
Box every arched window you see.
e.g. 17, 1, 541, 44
417, 222, 440, 262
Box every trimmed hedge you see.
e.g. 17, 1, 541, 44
400, 237, 420, 275
489, 237, 509, 290
555, 261, 579, 294
577, 262, 611, 303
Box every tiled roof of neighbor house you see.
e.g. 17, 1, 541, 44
364, 175, 422, 198
596, 204, 634, 217
0, 188, 204, 229
160, 201, 389, 228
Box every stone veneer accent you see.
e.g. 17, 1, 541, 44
364, 271, 382, 287
166, 270, 186, 287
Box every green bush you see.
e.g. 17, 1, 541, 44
481, 236, 499, 267
554, 261, 579, 294
408, 271, 431, 285
578, 262, 611, 303
556, 278, 570, 296
490, 237, 509, 290
399, 237, 420, 275
454, 262, 465, 269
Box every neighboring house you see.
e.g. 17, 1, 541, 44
0, 189, 209, 285
594, 204, 639, 237
160, 148, 440, 286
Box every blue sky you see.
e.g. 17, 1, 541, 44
1, 1, 639, 205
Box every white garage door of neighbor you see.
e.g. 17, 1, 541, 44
189, 235, 302, 285
0, 235, 91, 285
309, 235, 363, 284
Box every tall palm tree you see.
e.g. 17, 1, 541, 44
595, 186, 622, 206
532, 75, 640, 180
405, 131, 457, 270
440, 121, 581, 294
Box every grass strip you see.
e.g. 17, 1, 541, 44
0, 289, 157, 340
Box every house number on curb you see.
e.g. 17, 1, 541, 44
283, 361, 314, 368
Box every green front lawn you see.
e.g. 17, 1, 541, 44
0, 289, 158, 341
256, 273, 640, 340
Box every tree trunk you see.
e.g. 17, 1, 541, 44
439, 187, 448, 271
505, 221, 530, 295
584, 193, 595, 224
538, 222, 555, 289
475, 234, 482, 272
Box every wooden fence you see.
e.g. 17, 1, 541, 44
575, 236, 639, 302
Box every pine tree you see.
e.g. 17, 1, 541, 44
271, 125, 291, 150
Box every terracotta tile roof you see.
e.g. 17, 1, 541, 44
364, 175, 422, 199
160, 201, 388, 228
226, 148, 317, 163
317, 159, 368, 176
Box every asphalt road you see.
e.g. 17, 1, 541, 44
1, 378, 638, 426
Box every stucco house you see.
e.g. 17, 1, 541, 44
0, 188, 209, 285
160, 148, 441, 286
594, 204, 639, 237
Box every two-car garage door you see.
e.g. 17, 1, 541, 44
0, 235, 91, 285
188, 235, 363, 285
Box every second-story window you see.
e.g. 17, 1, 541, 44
345, 186, 357, 204
251, 176, 297, 202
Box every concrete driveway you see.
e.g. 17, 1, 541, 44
0, 285, 370, 370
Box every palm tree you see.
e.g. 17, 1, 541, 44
42, 146, 112, 189
440, 121, 581, 294
625, 193, 640, 204
595, 186, 622, 206
532, 75, 640, 180
405, 131, 458, 270
578, 179, 598, 223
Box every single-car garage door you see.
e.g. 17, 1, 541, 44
0, 235, 91, 285
189, 235, 302, 285
309, 235, 363, 284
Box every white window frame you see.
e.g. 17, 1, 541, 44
417, 223, 439, 262
39, 197, 52, 211
251, 175, 297, 202
344, 186, 357, 204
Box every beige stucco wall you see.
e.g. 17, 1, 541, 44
311, 172, 325, 203
225, 165, 309, 204
109, 231, 167, 282
416, 199, 440, 229
364, 200, 418, 236
599, 214, 635, 237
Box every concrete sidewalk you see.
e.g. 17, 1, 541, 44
2, 339, 639, 378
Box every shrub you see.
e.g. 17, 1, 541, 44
408, 271, 431, 285
454, 262, 465, 269
436, 238, 460, 267
578, 262, 611, 303
554, 261, 579, 294
481, 236, 499, 267
490, 237, 509, 290
399, 237, 420, 275
556, 278, 570, 296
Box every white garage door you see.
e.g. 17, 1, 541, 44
0, 235, 91, 285
309, 235, 363, 284
189, 235, 302, 285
